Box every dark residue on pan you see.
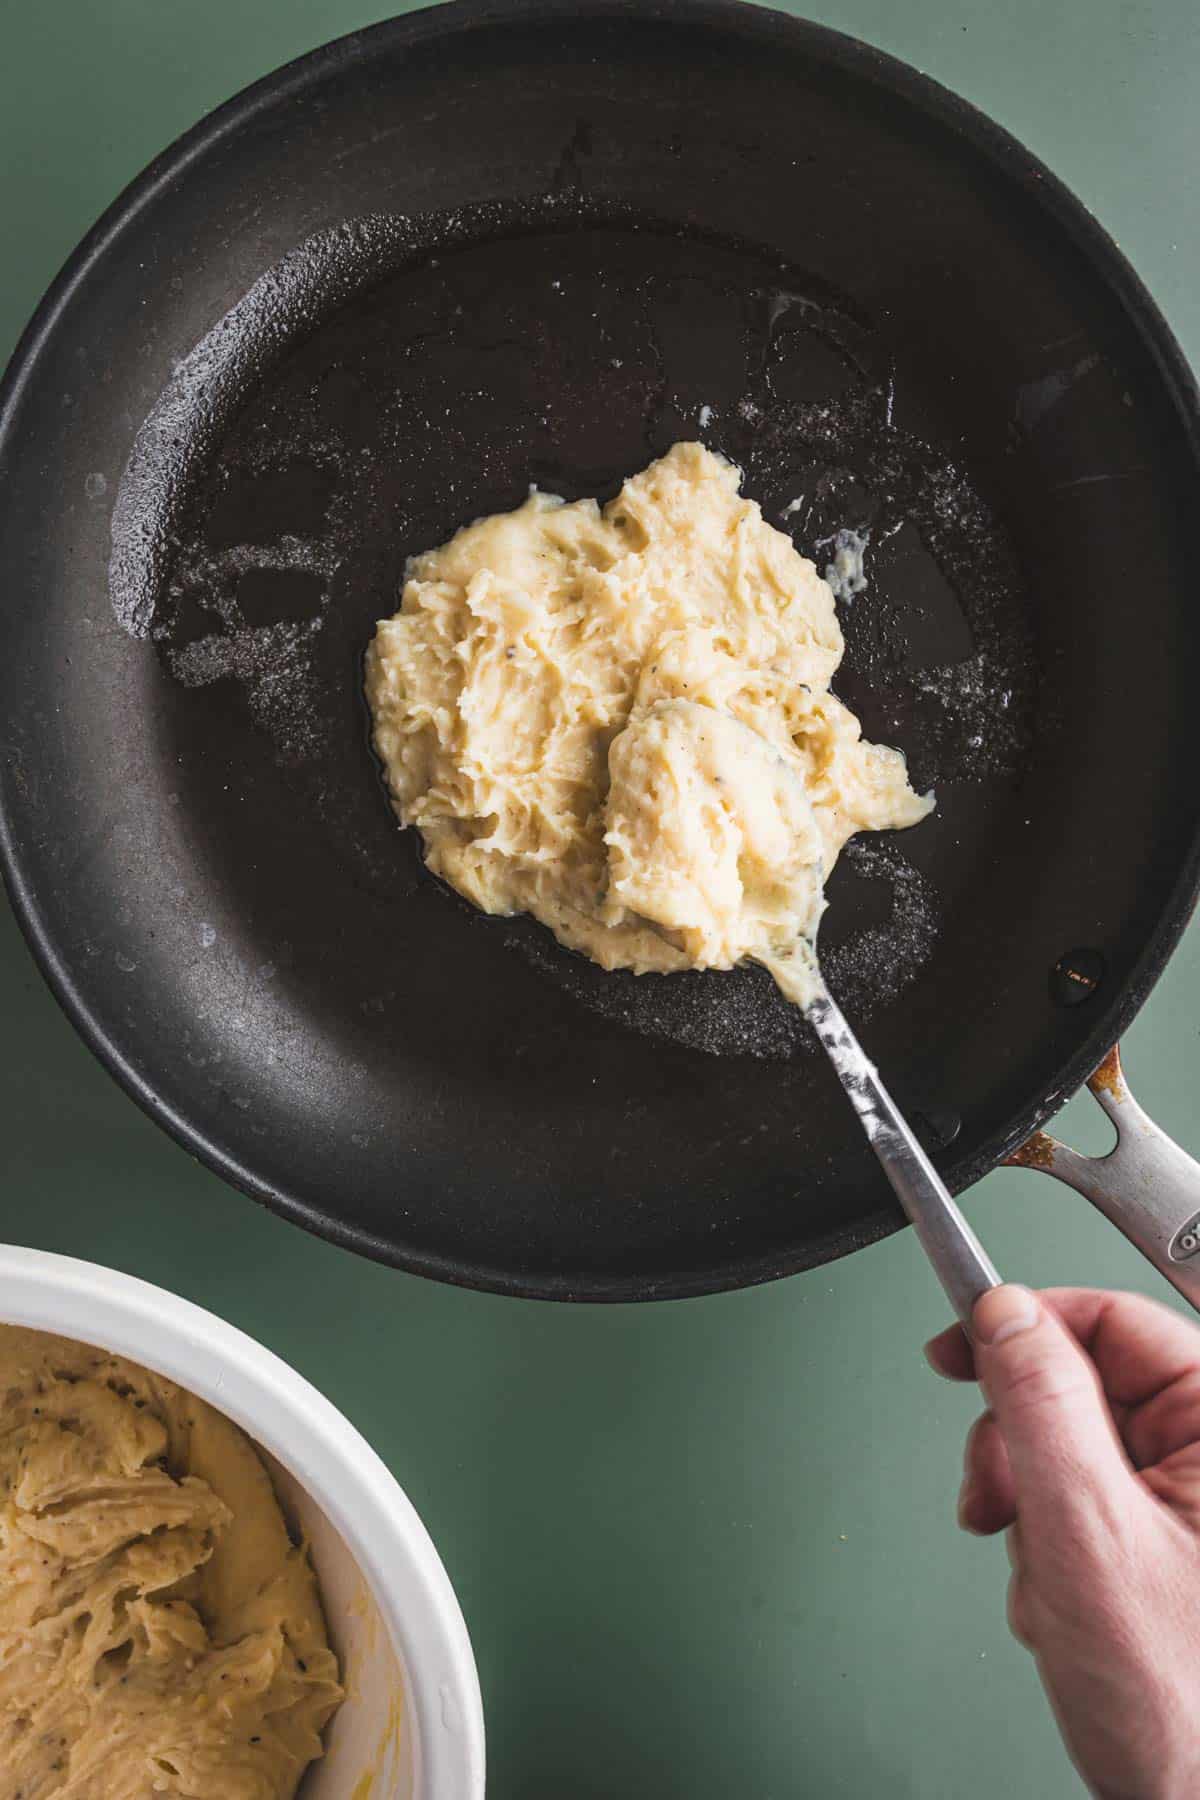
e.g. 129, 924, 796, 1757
110, 196, 1036, 1059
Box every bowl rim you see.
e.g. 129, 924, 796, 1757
0, 1243, 486, 1800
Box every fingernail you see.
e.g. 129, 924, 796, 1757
974, 1284, 1039, 1347
957, 1483, 984, 1536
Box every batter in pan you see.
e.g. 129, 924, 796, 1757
366, 442, 931, 1003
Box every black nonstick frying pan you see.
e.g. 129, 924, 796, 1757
3, 1, 1200, 1301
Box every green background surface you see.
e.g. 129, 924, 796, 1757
2, 1, 1198, 1795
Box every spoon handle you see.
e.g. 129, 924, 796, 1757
808, 984, 1001, 1327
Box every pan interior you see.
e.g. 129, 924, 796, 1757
126, 211, 1033, 1058
3, 6, 1199, 1296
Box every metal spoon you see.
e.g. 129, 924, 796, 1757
806, 973, 1001, 1326
628, 698, 1001, 1323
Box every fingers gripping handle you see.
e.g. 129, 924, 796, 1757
1008, 1047, 1200, 1314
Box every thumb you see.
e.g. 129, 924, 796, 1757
972, 1286, 1135, 1527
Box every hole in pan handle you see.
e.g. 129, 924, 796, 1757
1007, 1048, 1200, 1313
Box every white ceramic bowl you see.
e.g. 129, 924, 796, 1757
0, 1244, 486, 1799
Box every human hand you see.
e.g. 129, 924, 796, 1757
926, 1286, 1200, 1800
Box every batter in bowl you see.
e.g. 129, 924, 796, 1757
366, 442, 932, 1003
0, 1326, 342, 1799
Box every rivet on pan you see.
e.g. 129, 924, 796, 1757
915, 1107, 961, 1149
1050, 947, 1106, 1007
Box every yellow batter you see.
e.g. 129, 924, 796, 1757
0, 1327, 342, 1799
366, 442, 932, 1002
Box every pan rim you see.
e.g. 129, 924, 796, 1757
3, 0, 1200, 1301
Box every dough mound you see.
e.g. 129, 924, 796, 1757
366, 442, 931, 991
0, 1327, 341, 1799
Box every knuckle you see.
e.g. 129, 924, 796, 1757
997, 1355, 1092, 1421
1007, 1574, 1034, 1649
963, 1410, 994, 1473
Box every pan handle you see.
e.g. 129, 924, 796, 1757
1007, 1047, 1200, 1314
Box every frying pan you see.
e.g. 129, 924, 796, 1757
3, 0, 1200, 1303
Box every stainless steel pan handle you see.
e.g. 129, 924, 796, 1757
1008, 1048, 1200, 1313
